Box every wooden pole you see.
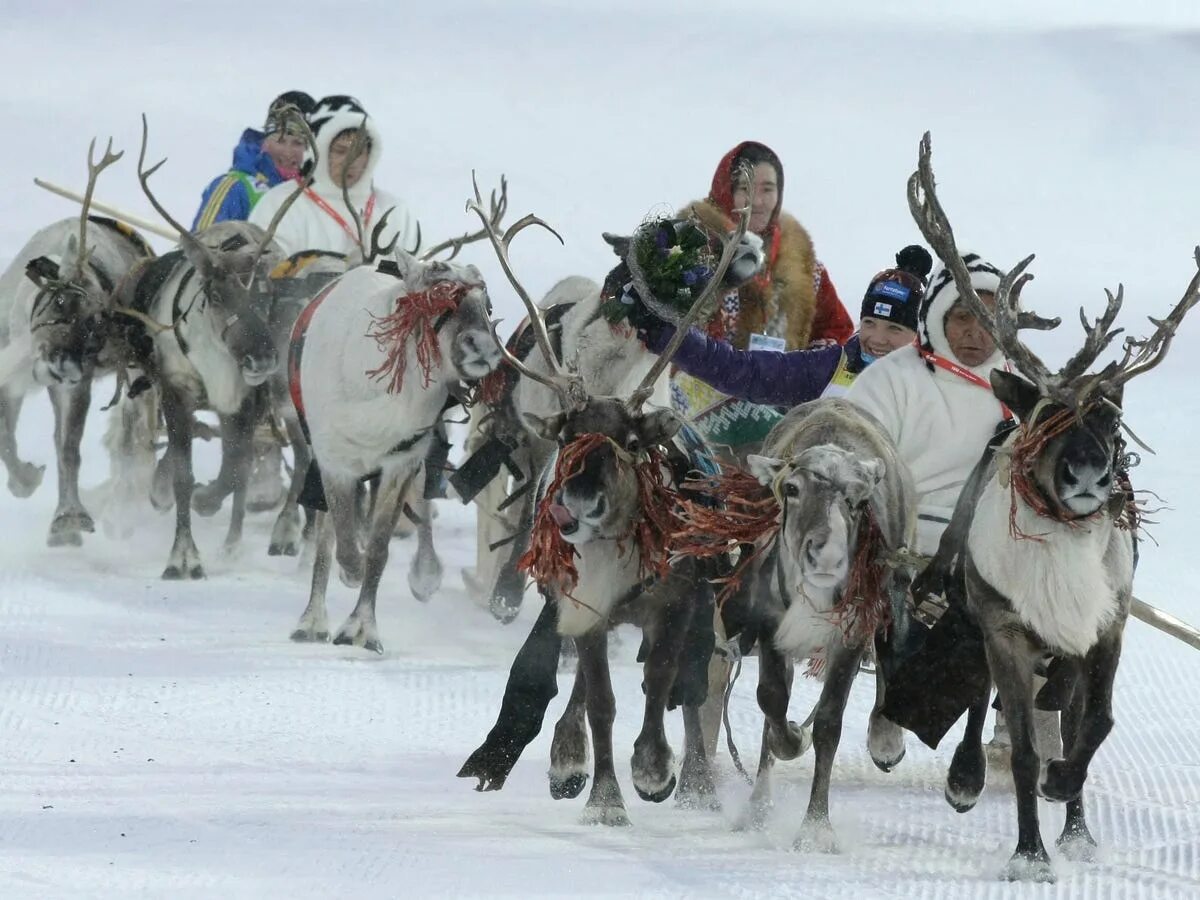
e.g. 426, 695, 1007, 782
33, 177, 180, 241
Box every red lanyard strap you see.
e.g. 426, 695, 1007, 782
304, 189, 375, 244
919, 347, 1013, 420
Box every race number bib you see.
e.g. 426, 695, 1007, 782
748, 332, 787, 352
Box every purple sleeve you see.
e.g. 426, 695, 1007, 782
641, 323, 841, 406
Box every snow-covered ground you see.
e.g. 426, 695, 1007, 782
2, 2, 1200, 897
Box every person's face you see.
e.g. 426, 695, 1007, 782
327, 131, 370, 188
943, 290, 997, 367
859, 316, 916, 358
730, 162, 779, 234
262, 132, 307, 175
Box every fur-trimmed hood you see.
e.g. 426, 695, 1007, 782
919, 253, 1005, 377
306, 95, 383, 205
683, 198, 818, 350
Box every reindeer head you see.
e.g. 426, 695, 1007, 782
909, 132, 1200, 523
385, 251, 501, 383
527, 398, 682, 546
25, 138, 125, 385
747, 446, 886, 590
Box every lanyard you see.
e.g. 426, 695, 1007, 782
918, 347, 1013, 421
305, 189, 375, 244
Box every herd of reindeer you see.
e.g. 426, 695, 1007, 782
1, 111, 1197, 883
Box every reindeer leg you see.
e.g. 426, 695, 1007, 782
488, 446, 547, 623
269, 416, 309, 556
191, 415, 237, 517
333, 468, 411, 653
984, 624, 1054, 882
291, 509, 333, 642
1052, 660, 1096, 860
159, 388, 203, 580
733, 721, 775, 832
759, 644, 809, 761
327, 476, 364, 588
220, 394, 258, 552
677, 703, 719, 812
795, 641, 861, 854
578, 629, 628, 826
407, 499, 443, 602
867, 641, 906, 772
47, 379, 95, 546
0, 389, 43, 498
631, 586, 690, 804
945, 685, 991, 813
549, 659, 590, 799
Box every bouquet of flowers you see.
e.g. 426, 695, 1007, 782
601, 216, 718, 327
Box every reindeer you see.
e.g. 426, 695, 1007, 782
463, 221, 764, 624
127, 116, 299, 578
285, 181, 511, 653
711, 399, 917, 851
0, 138, 154, 545
904, 133, 1197, 882
458, 201, 758, 825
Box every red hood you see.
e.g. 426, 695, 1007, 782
708, 140, 785, 228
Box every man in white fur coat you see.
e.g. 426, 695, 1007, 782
849, 252, 1058, 759
847, 252, 1009, 558
249, 95, 419, 258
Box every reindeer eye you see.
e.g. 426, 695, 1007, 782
783, 482, 800, 498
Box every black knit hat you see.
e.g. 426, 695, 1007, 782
264, 91, 316, 135
860, 245, 933, 332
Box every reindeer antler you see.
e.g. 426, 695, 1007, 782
624, 181, 754, 411
1077, 247, 1200, 399
364, 208, 399, 264
338, 118, 372, 256
73, 137, 124, 277
137, 115, 200, 244
465, 171, 586, 408
907, 132, 1061, 394
423, 177, 509, 261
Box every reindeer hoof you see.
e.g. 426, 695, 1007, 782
549, 771, 588, 800
945, 740, 987, 813
794, 819, 839, 854
290, 627, 330, 643
47, 529, 84, 548
1039, 758, 1084, 803
332, 622, 384, 655
732, 801, 771, 833
8, 461, 45, 498
191, 482, 226, 517
163, 563, 204, 580
1056, 829, 1097, 862
768, 721, 812, 761
1001, 850, 1055, 883
580, 804, 631, 827
634, 774, 676, 804
489, 594, 522, 625
269, 540, 300, 557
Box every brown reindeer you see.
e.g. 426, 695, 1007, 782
904, 133, 1199, 882
458, 197, 756, 824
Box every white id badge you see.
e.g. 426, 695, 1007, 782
748, 332, 787, 352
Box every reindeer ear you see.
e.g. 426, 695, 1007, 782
990, 370, 1041, 422
602, 232, 632, 259
746, 454, 785, 487
24, 256, 60, 288
636, 408, 682, 448
859, 457, 886, 487
176, 233, 217, 282
523, 411, 566, 442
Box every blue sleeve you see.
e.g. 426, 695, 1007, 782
643, 323, 841, 406
192, 174, 250, 231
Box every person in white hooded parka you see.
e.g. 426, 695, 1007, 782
248, 95, 419, 257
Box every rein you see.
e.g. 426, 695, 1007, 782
365, 279, 473, 394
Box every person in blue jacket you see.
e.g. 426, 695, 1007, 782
637, 244, 933, 404
192, 90, 316, 231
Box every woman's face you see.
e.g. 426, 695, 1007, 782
327, 130, 370, 188
859, 316, 916, 358
944, 291, 997, 366
730, 162, 779, 234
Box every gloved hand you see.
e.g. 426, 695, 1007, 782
723, 231, 766, 287
618, 281, 666, 331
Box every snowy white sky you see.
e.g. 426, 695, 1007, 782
2, 4, 1200, 896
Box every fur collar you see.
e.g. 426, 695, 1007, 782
682, 199, 819, 350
